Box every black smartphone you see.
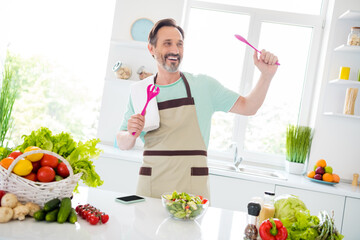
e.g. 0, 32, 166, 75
115, 195, 145, 204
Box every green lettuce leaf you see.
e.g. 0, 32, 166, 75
52, 132, 77, 158
16, 127, 54, 152
67, 138, 103, 190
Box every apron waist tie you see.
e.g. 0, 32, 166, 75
143, 150, 207, 156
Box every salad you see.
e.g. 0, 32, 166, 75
162, 191, 209, 220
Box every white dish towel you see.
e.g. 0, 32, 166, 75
130, 75, 160, 132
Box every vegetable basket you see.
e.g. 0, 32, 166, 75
0, 150, 82, 206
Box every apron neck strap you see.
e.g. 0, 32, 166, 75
154, 72, 192, 99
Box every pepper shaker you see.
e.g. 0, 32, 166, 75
244, 202, 261, 240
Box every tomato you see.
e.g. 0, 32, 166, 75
37, 166, 55, 182
31, 160, 41, 173
0, 190, 6, 206
41, 154, 59, 168
56, 162, 70, 178
101, 214, 109, 224
24, 172, 37, 181
88, 214, 99, 225
8, 150, 23, 159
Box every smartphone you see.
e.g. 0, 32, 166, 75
115, 195, 145, 204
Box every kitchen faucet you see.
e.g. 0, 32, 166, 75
231, 142, 243, 168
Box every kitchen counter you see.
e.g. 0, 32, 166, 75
0, 186, 247, 240
99, 144, 360, 199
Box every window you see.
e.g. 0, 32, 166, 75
182, 1, 326, 165
0, 0, 115, 144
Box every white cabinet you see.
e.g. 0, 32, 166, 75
275, 186, 345, 232
209, 175, 275, 212
341, 197, 360, 238
93, 156, 141, 193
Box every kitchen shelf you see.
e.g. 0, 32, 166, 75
324, 112, 360, 119
334, 44, 360, 53
110, 39, 148, 49
329, 79, 360, 85
339, 10, 360, 20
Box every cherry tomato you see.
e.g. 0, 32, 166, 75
24, 172, 37, 181
56, 162, 69, 178
201, 199, 208, 204
41, 154, 59, 168
88, 215, 99, 225
101, 214, 109, 224
8, 150, 23, 159
37, 166, 55, 182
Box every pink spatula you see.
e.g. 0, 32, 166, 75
132, 84, 160, 136
235, 34, 280, 65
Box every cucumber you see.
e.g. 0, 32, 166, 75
44, 198, 61, 212
45, 208, 59, 222
33, 209, 46, 221
67, 208, 77, 224
57, 197, 72, 223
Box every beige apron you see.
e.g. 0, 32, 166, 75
136, 73, 210, 200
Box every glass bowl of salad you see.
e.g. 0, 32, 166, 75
161, 191, 209, 221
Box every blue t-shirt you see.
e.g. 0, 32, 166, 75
119, 72, 239, 149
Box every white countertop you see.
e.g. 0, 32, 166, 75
0, 187, 247, 240
98, 144, 360, 199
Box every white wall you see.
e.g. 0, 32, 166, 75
96, 0, 187, 145
309, 0, 360, 181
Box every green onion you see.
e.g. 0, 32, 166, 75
0, 64, 17, 147
286, 125, 313, 163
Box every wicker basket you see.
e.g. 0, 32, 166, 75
0, 150, 82, 206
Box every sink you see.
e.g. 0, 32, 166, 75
208, 162, 287, 180
208, 162, 237, 171
238, 166, 287, 180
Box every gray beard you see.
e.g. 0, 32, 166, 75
163, 62, 179, 72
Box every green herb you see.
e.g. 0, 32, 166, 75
0, 64, 17, 147
286, 125, 313, 163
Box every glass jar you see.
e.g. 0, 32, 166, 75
258, 191, 275, 225
136, 66, 153, 80
347, 27, 360, 46
113, 61, 132, 79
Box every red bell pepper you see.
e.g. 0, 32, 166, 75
259, 218, 288, 240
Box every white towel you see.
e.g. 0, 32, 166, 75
130, 75, 160, 132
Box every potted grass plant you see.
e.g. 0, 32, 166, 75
285, 124, 313, 175
0, 64, 17, 153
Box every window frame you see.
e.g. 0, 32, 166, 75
182, 0, 328, 166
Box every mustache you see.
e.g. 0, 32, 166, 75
165, 53, 180, 60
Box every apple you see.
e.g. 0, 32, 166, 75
315, 167, 325, 175
314, 174, 322, 180
324, 166, 333, 174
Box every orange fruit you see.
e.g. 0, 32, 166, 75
316, 159, 327, 168
0, 157, 15, 170
307, 170, 316, 178
322, 173, 333, 182
24, 146, 43, 162
332, 174, 340, 183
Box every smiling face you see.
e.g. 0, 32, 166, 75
149, 26, 184, 73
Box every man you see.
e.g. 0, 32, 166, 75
116, 18, 278, 199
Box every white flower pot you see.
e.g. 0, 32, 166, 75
285, 161, 305, 175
